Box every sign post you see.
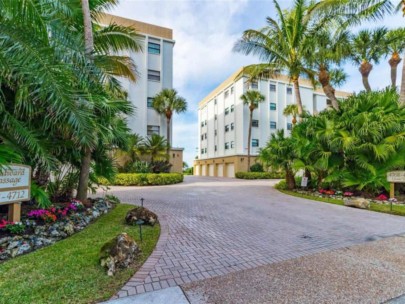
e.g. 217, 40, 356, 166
301, 176, 308, 188
387, 171, 405, 199
0, 164, 32, 222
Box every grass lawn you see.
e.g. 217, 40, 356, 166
279, 190, 405, 216
0, 204, 160, 304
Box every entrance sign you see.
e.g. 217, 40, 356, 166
301, 176, 308, 188
387, 171, 405, 183
0, 164, 31, 222
0, 165, 31, 205
387, 171, 405, 199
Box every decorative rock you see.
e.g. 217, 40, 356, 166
344, 198, 370, 209
17, 243, 31, 255
7, 241, 21, 250
99, 233, 139, 276
63, 222, 75, 236
0, 237, 11, 246
125, 207, 158, 226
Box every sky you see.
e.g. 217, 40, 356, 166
111, 0, 404, 166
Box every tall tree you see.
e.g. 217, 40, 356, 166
234, 0, 340, 118
152, 89, 187, 155
349, 27, 388, 91
141, 134, 169, 163
386, 28, 405, 88
240, 90, 265, 171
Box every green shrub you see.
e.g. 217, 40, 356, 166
250, 163, 264, 172
235, 172, 285, 179
275, 180, 288, 190
99, 173, 183, 186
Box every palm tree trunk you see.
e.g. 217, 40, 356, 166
166, 116, 171, 156
400, 50, 405, 105
292, 77, 303, 120
360, 61, 373, 92
247, 110, 253, 172
77, 147, 92, 200
77, 0, 94, 201
319, 66, 339, 111
389, 52, 401, 88
286, 169, 296, 190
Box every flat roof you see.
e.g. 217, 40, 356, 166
198, 67, 352, 108
99, 13, 173, 40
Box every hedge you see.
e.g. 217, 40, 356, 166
99, 173, 184, 186
235, 172, 285, 179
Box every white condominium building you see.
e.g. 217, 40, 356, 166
99, 14, 175, 142
194, 67, 350, 178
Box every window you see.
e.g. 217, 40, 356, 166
225, 125, 230, 132
230, 141, 235, 148
252, 120, 259, 127
287, 87, 293, 94
252, 139, 259, 147
270, 103, 277, 110
148, 42, 160, 54
201, 135, 204, 141
204, 133, 207, 139
225, 142, 229, 150
147, 97, 153, 108
270, 121, 277, 129
148, 70, 160, 81
215, 145, 217, 151
231, 87, 234, 94
230, 105, 235, 113
224, 90, 229, 98
215, 114, 217, 121
225, 107, 230, 115
231, 123, 234, 130
147, 125, 160, 136
270, 83, 277, 92
205, 120, 207, 126
251, 81, 258, 89
215, 129, 217, 136
201, 148, 204, 154
214, 99, 217, 105
204, 148, 207, 154
287, 123, 293, 130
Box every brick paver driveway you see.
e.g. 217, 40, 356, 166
104, 176, 405, 298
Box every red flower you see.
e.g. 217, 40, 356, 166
376, 194, 388, 201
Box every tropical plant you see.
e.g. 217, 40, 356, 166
386, 28, 405, 88
283, 105, 300, 126
234, 0, 343, 117
349, 27, 389, 91
141, 134, 169, 163
240, 90, 266, 171
260, 130, 296, 189
152, 89, 187, 154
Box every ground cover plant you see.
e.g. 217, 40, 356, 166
0, 204, 160, 304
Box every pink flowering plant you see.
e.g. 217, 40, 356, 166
376, 194, 388, 201
343, 192, 354, 197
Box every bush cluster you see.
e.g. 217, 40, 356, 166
99, 173, 184, 186
235, 172, 285, 179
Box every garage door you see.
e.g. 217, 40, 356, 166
208, 164, 215, 176
194, 165, 200, 176
217, 164, 223, 177
202, 165, 207, 176
226, 163, 235, 178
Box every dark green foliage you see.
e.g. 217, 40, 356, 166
99, 173, 184, 186
250, 163, 264, 172
235, 172, 284, 179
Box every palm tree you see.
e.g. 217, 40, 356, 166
141, 134, 169, 163
152, 89, 187, 154
386, 28, 405, 88
349, 28, 388, 91
260, 130, 296, 190
306, 29, 351, 111
234, 0, 340, 118
283, 105, 300, 126
240, 90, 265, 171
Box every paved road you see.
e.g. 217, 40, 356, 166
103, 176, 405, 298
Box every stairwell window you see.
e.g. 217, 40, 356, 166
287, 123, 293, 130
231, 123, 234, 131
225, 125, 230, 132
148, 70, 160, 81
225, 142, 230, 150
147, 97, 154, 108
225, 107, 230, 115
251, 81, 258, 89
270, 103, 277, 110
147, 125, 160, 136
148, 42, 161, 55
252, 120, 259, 127
230, 141, 235, 148
287, 87, 293, 94
230, 105, 235, 113
270, 121, 277, 129
270, 83, 277, 92
252, 139, 259, 147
